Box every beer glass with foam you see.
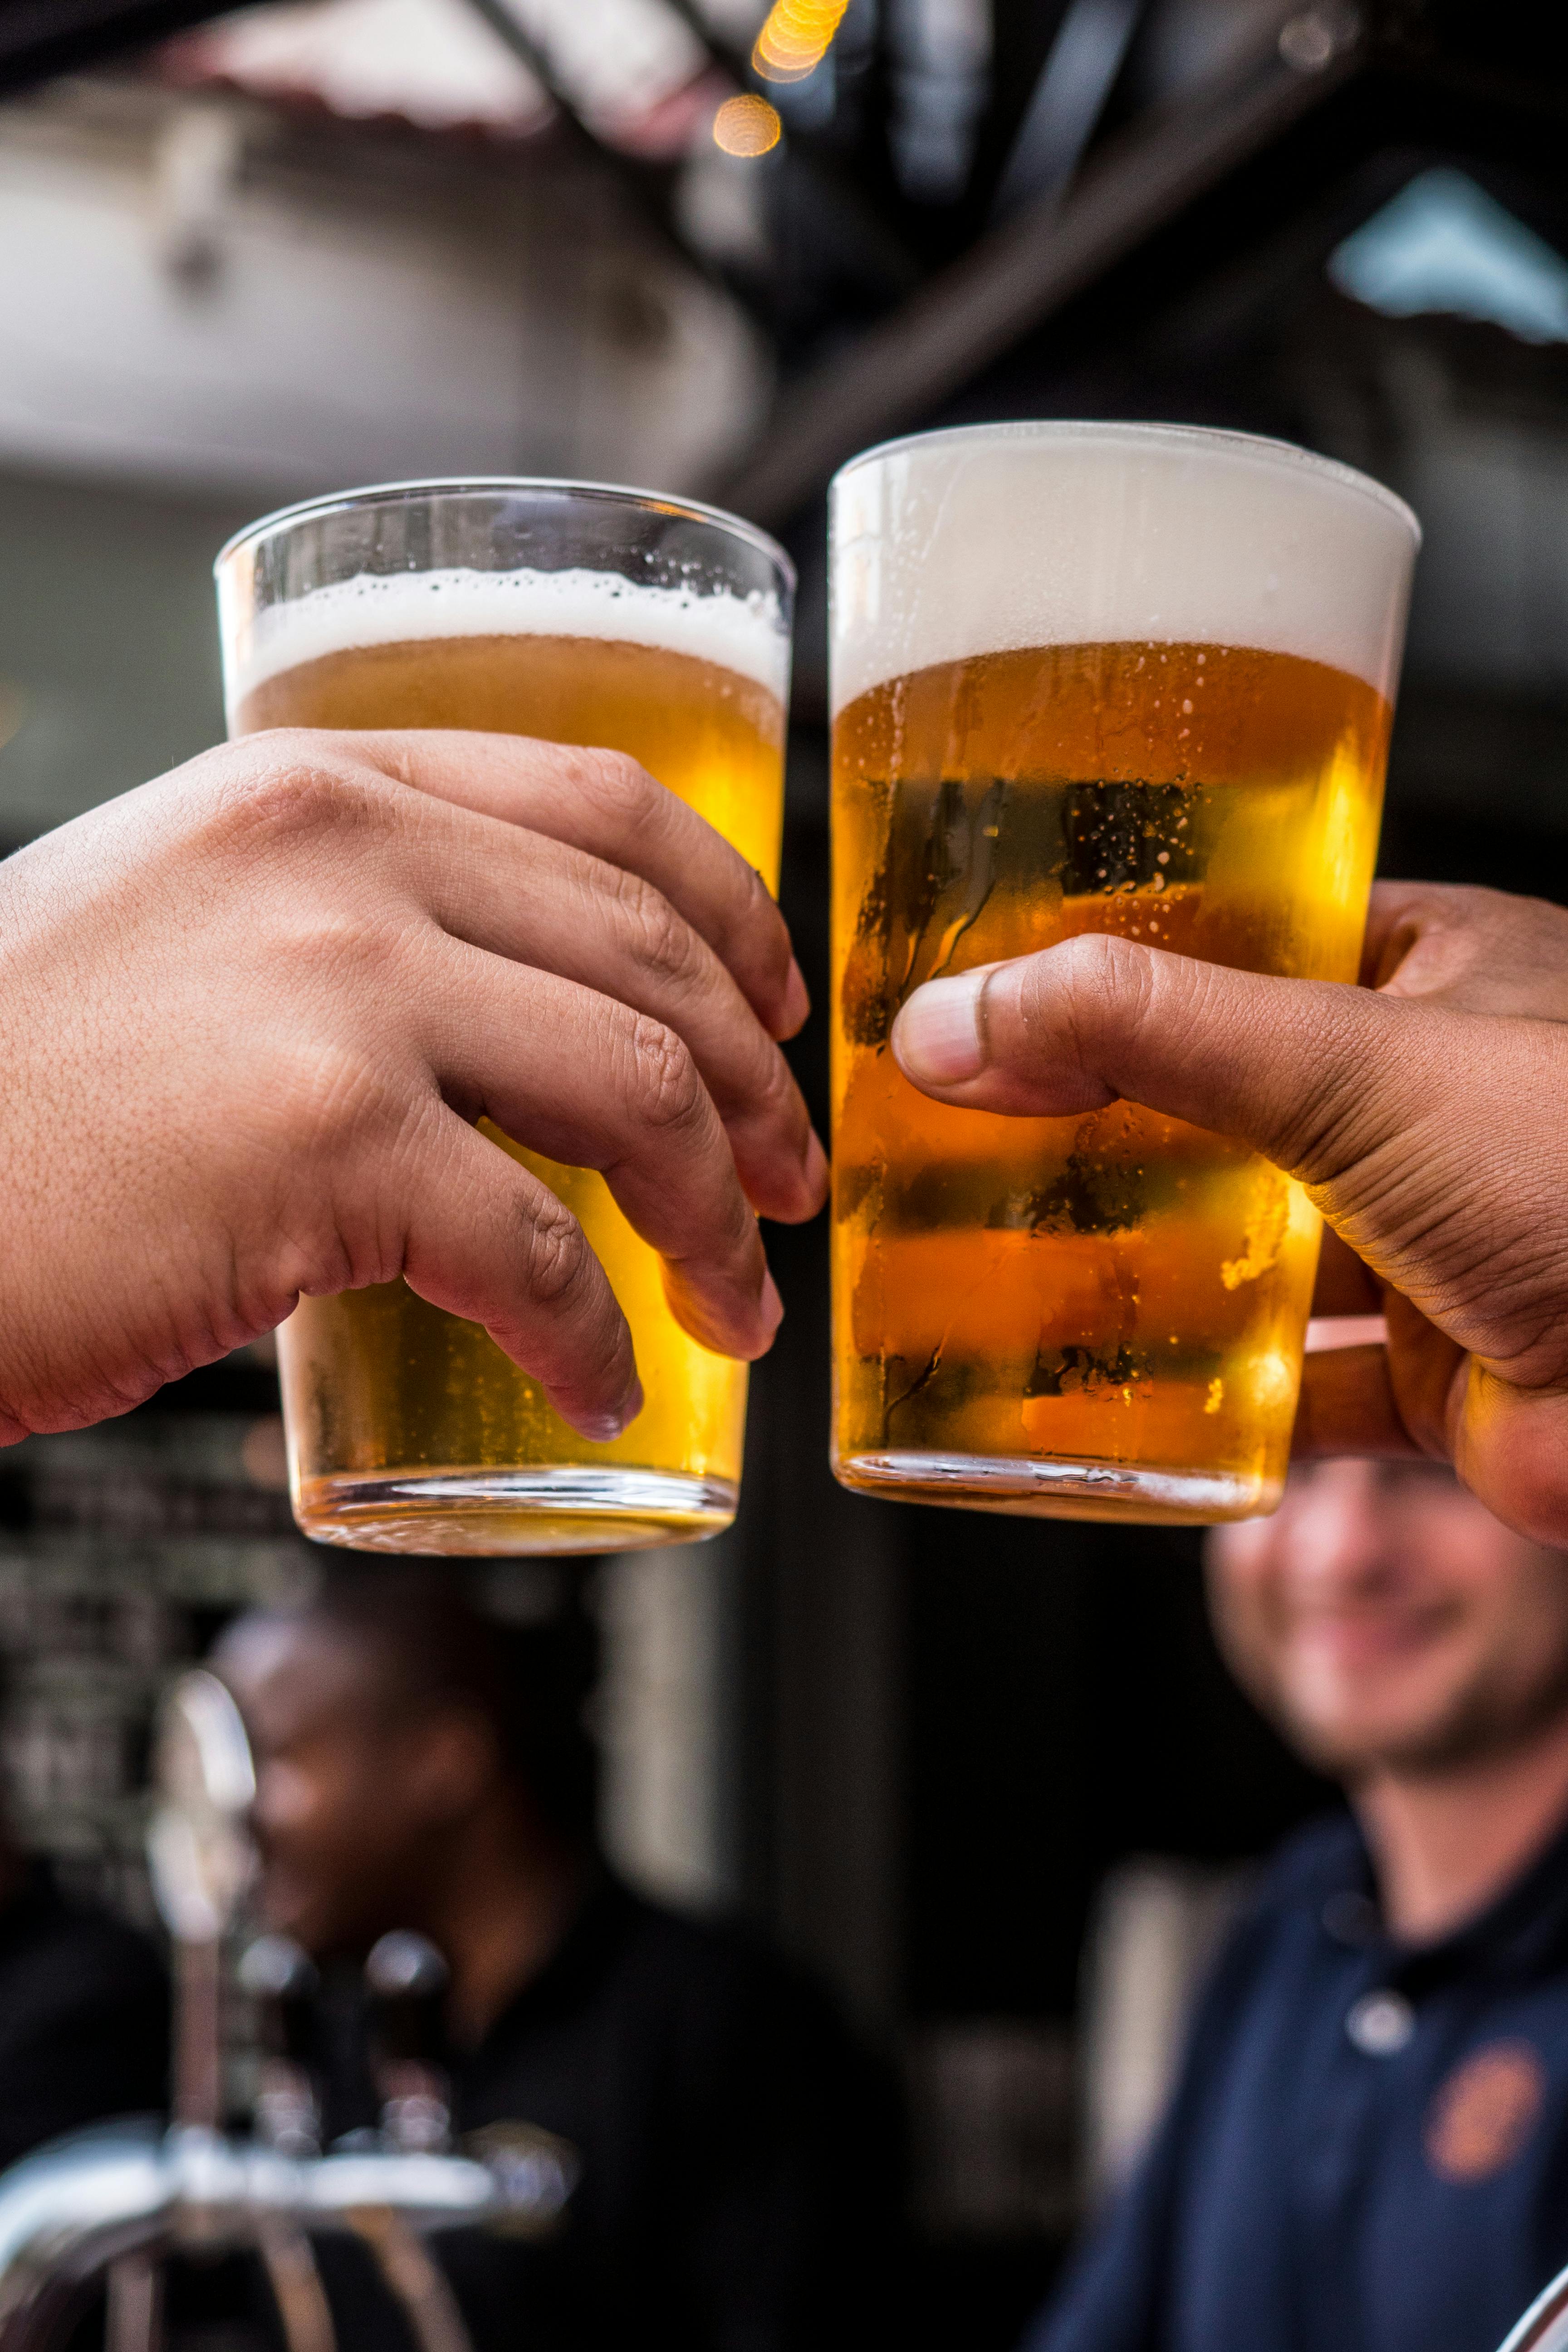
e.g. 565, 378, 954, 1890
830, 422, 1419, 1524
216, 480, 793, 1555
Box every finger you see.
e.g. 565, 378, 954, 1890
1384, 1290, 1469, 1458
335, 730, 808, 1039
405, 812, 825, 1222
1360, 881, 1477, 990
1363, 880, 1568, 1014
395, 1111, 642, 1439
1453, 1372, 1568, 1549
1293, 1294, 1465, 1463
1311, 1225, 1382, 1317
889, 934, 1568, 1389
423, 947, 783, 1363
888, 932, 1436, 1188
1293, 1345, 1420, 1459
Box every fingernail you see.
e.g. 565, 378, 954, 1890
761, 1271, 784, 1336
804, 1131, 830, 1194
581, 1377, 643, 1443
892, 972, 989, 1087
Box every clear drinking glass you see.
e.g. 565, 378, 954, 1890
829, 421, 1418, 1524
216, 479, 793, 1555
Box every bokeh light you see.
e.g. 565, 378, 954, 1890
712, 92, 784, 154
751, 0, 851, 83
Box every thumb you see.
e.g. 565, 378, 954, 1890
888, 934, 1443, 1190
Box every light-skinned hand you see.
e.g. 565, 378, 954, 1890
891, 883, 1568, 1546
0, 730, 825, 1447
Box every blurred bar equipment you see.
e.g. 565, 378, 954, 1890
1499, 2268, 1568, 2352
0, 1671, 576, 2352
352, 1933, 472, 2352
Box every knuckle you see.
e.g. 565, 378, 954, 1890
616, 872, 704, 991
626, 1014, 705, 1134
1048, 931, 1149, 1057
210, 734, 385, 850
517, 1192, 592, 1311
290, 905, 403, 989
572, 746, 662, 827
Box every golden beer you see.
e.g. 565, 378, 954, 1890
218, 485, 791, 1555
829, 425, 1418, 1523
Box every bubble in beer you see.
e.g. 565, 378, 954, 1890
828, 423, 1416, 1522
231, 556, 790, 1552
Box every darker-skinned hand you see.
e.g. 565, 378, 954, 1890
891, 882, 1568, 1546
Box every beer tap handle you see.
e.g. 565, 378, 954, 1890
364, 1934, 452, 2155
356, 1938, 470, 2352
146, 1671, 259, 2132
234, 1940, 338, 2352
240, 1936, 322, 2159
254, 2222, 337, 2352
242, 1935, 318, 2063
344, 2214, 472, 2352
106, 2255, 163, 2352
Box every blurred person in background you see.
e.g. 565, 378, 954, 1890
213, 1573, 906, 2352
1027, 1459, 1568, 2352
0, 1721, 168, 2168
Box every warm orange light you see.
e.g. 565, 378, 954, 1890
712, 92, 783, 154
751, 0, 850, 83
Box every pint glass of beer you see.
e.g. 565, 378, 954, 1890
830, 422, 1418, 1523
216, 480, 792, 1555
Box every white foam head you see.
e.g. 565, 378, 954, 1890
223, 565, 791, 722
829, 422, 1420, 717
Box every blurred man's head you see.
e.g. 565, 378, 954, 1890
1206, 1461, 1568, 1783
212, 1573, 596, 1959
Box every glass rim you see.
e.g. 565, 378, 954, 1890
832, 419, 1420, 546
214, 475, 796, 591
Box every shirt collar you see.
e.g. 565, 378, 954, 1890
458, 1867, 633, 2063
1318, 1802, 1568, 1990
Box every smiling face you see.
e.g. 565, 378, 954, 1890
1206, 1463, 1568, 1779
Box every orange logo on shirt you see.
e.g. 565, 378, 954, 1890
1425, 2041, 1545, 2183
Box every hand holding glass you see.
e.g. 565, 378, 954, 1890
828, 422, 1419, 1524
218, 480, 796, 1557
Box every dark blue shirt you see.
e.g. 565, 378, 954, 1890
1027, 1812, 1568, 2352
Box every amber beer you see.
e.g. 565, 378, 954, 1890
218, 485, 791, 1554
830, 424, 1419, 1523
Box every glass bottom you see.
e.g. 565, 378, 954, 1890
833, 1448, 1279, 1525
291, 1466, 738, 1556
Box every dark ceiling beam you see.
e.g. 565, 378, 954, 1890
0, 0, 719, 271
988, 0, 1147, 221
716, 5, 1366, 526
464, 0, 725, 134
0, 0, 232, 94
457, 0, 566, 94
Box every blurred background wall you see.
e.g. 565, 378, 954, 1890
0, 0, 1563, 2338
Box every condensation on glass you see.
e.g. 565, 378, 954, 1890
828, 421, 1418, 1524
217, 479, 793, 1555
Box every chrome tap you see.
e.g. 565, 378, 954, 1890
0, 2123, 574, 2352
0, 1673, 576, 2352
